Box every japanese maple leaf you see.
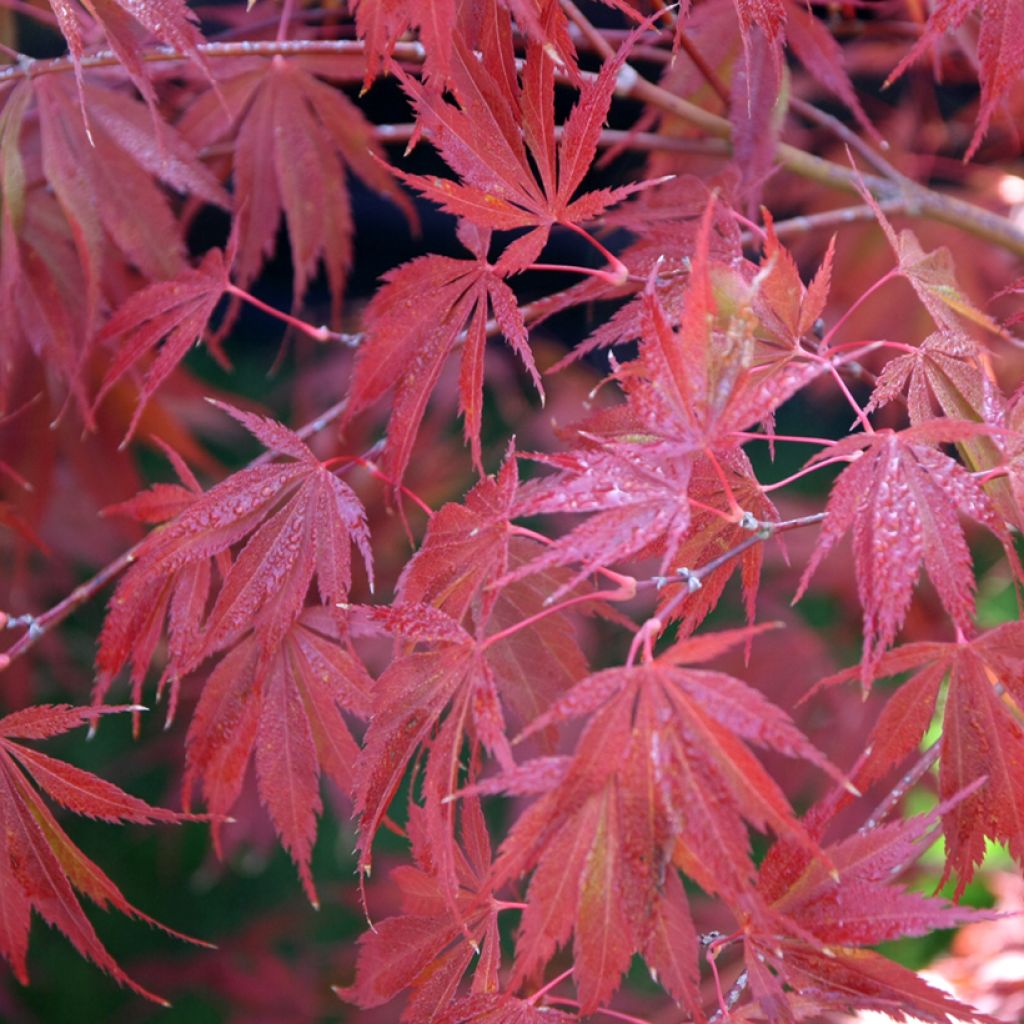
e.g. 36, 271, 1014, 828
741, 797, 999, 1023
782, 0, 880, 142
820, 623, 1024, 897
31, 76, 229, 329
354, 557, 587, 887
95, 403, 372, 707
858, 188, 1006, 338
0, 82, 89, 417
507, 434, 697, 595
395, 452, 517, 624
346, 222, 539, 480
484, 627, 838, 1012
91, 247, 231, 442
0, 704, 204, 1003
339, 799, 503, 1023
47, 0, 212, 119
885, 0, 1024, 160
184, 608, 373, 905
795, 422, 1015, 681
506, 213, 817, 595
867, 332, 992, 427
870, 331, 1017, 494
178, 56, 411, 320
392, 26, 660, 260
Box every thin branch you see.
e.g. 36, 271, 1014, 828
0, 37, 426, 84
0, 397, 350, 668
789, 95, 900, 182
649, 512, 826, 622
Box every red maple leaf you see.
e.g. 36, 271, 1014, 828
31, 76, 229, 326
795, 422, 1016, 680
183, 608, 373, 905
819, 622, 1024, 897
742, 796, 999, 1023
481, 627, 838, 1013
178, 56, 412, 320
95, 403, 372, 710
91, 248, 231, 442
338, 798, 502, 1022
346, 222, 540, 480
391, 23, 661, 261
885, 0, 1024, 160
0, 704, 204, 1003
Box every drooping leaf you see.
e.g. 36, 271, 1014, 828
743, 796, 999, 1023
183, 609, 373, 904
885, 0, 1024, 160
92, 248, 230, 442
47, 0, 213, 118
818, 623, 1024, 897
178, 56, 411, 320
33, 76, 229, 328
0, 704, 202, 1003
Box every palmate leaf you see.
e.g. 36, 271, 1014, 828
178, 56, 411, 321
95, 403, 372, 708
743, 797, 998, 1023
347, 223, 540, 481
392, 19, 661, 254
819, 623, 1024, 898
508, 435, 697, 594
184, 609, 373, 906
92, 247, 230, 442
340, 799, 502, 1023
0, 704, 204, 1004
0, 76, 228, 412
795, 422, 1015, 681
482, 627, 838, 1013
506, 207, 819, 596
859, 187, 1005, 337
